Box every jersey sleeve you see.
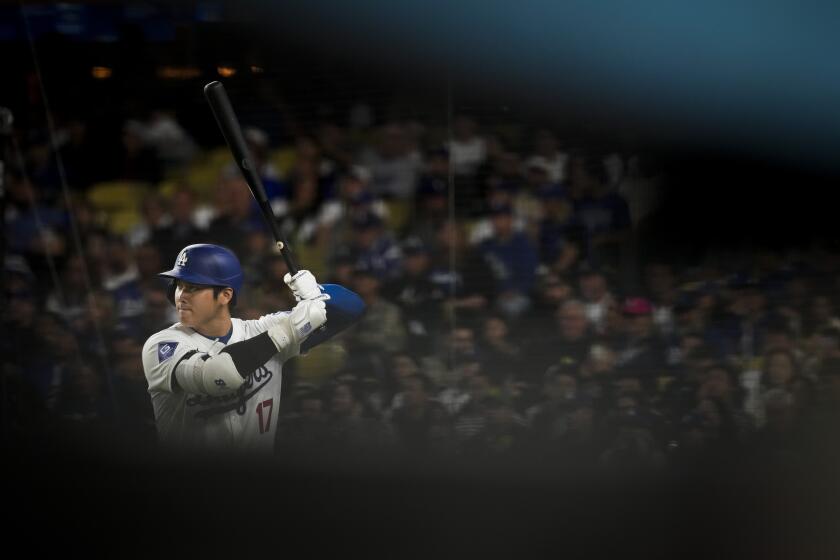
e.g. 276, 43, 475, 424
142, 330, 196, 393
241, 312, 301, 363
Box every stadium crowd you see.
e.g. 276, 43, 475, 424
6, 104, 840, 469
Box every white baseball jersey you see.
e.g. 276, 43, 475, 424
141, 312, 298, 453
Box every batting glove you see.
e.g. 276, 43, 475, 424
284, 269, 323, 301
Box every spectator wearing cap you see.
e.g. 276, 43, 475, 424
614, 297, 669, 394
468, 182, 527, 246
719, 273, 775, 369
476, 200, 539, 319
383, 236, 446, 355
348, 211, 402, 281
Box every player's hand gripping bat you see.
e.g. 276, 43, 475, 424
203, 80, 298, 275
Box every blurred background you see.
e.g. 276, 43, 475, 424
4, 2, 840, 557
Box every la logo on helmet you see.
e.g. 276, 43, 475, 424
176, 250, 189, 267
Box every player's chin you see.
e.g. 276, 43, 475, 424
177, 309, 195, 325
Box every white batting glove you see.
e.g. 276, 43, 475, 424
284, 269, 322, 301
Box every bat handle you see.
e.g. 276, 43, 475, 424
276, 240, 297, 275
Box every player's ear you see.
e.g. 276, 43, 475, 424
218, 287, 234, 306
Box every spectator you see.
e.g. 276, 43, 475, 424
113, 119, 161, 183
479, 314, 522, 383
576, 263, 617, 335
643, 261, 679, 337
342, 265, 407, 373
409, 147, 451, 247
614, 297, 670, 393
305, 165, 389, 251
526, 365, 580, 442
568, 153, 632, 268
323, 377, 394, 449
358, 122, 423, 200
126, 191, 171, 248
149, 185, 206, 266
526, 299, 595, 380
205, 176, 263, 256
348, 212, 402, 281
429, 220, 497, 321
45, 254, 91, 327
221, 126, 284, 196
447, 115, 486, 177
477, 201, 539, 318
523, 129, 568, 183
537, 183, 586, 274
390, 373, 452, 454
383, 236, 446, 355
5, 172, 68, 267
102, 236, 145, 332
276, 384, 329, 450
143, 109, 199, 172
742, 348, 802, 428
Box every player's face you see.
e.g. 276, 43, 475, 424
174, 280, 227, 328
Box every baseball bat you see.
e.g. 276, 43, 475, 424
203, 80, 299, 275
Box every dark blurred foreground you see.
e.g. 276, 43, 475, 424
7, 421, 840, 560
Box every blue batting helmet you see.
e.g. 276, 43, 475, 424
159, 244, 244, 305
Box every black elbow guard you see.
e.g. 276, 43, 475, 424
220, 332, 279, 378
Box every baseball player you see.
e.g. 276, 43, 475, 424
141, 243, 365, 453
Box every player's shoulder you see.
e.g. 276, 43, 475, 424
142, 323, 194, 351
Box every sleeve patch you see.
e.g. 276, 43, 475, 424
157, 341, 179, 363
